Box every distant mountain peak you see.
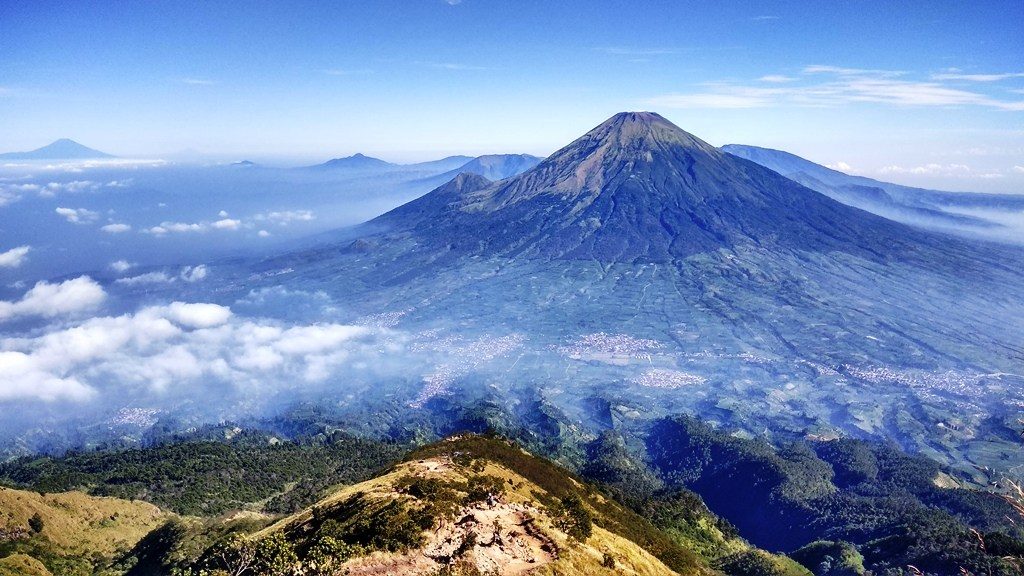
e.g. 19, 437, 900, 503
310, 152, 393, 170
0, 138, 114, 160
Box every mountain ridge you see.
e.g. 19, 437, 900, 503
722, 143, 1024, 242
434, 153, 544, 182
3, 421, 1021, 575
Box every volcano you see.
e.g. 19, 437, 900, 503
366, 112, 939, 263
0, 138, 114, 160
227, 112, 1024, 478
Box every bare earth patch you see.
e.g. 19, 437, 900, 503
341, 499, 557, 576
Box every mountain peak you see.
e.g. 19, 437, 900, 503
445, 171, 492, 193
0, 138, 114, 160
310, 153, 393, 170
458, 111, 725, 211
600, 110, 675, 131
578, 111, 721, 157
366, 111, 925, 262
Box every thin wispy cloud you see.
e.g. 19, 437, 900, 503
100, 223, 132, 233
596, 47, 677, 56
143, 209, 313, 235
323, 69, 373, 76
877, 163, 1005, 180
180, 78, 215, 85
931, 72, 1024, 82
759, 75, 795, 83
644, 66, 1024, 111
420, 62, 491, 71
646, 89, 779, 109
115, 265, 208, 285
752, 15, 778, 21
115, 271, 175, 285
879, 163, 971, 175
253, 210, 315, 225
803, 65, 906, 77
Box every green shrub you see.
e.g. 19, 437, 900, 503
464, 475, 505, 504
28, 512, 44, 534
551, 493, 593, 543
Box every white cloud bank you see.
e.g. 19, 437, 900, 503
0, 180, 132, 206
0, 276, 105, 322
876, 163, 1005, 180
143, 210, 314, 235
0, 246, 30, 268
0, 302, 387, 403
254, 210, 315, 225
879, 163, 971, 175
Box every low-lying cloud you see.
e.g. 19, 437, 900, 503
212, 218, 241, 230
254, 210, 315, 225
144, 210, 315, 235
114, 265, 208, 285
0, 180, 132, 207
878, 163, 1006, 180
109, 260, 134, 273
0, 302, 395, 404
56, 206, 100, 224
0, 246, 30, 268
0, 276, 105, 322
101, 223, 132, 233
146, 221, 205, 235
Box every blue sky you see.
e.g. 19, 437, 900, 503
1, 0, 1022, 191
